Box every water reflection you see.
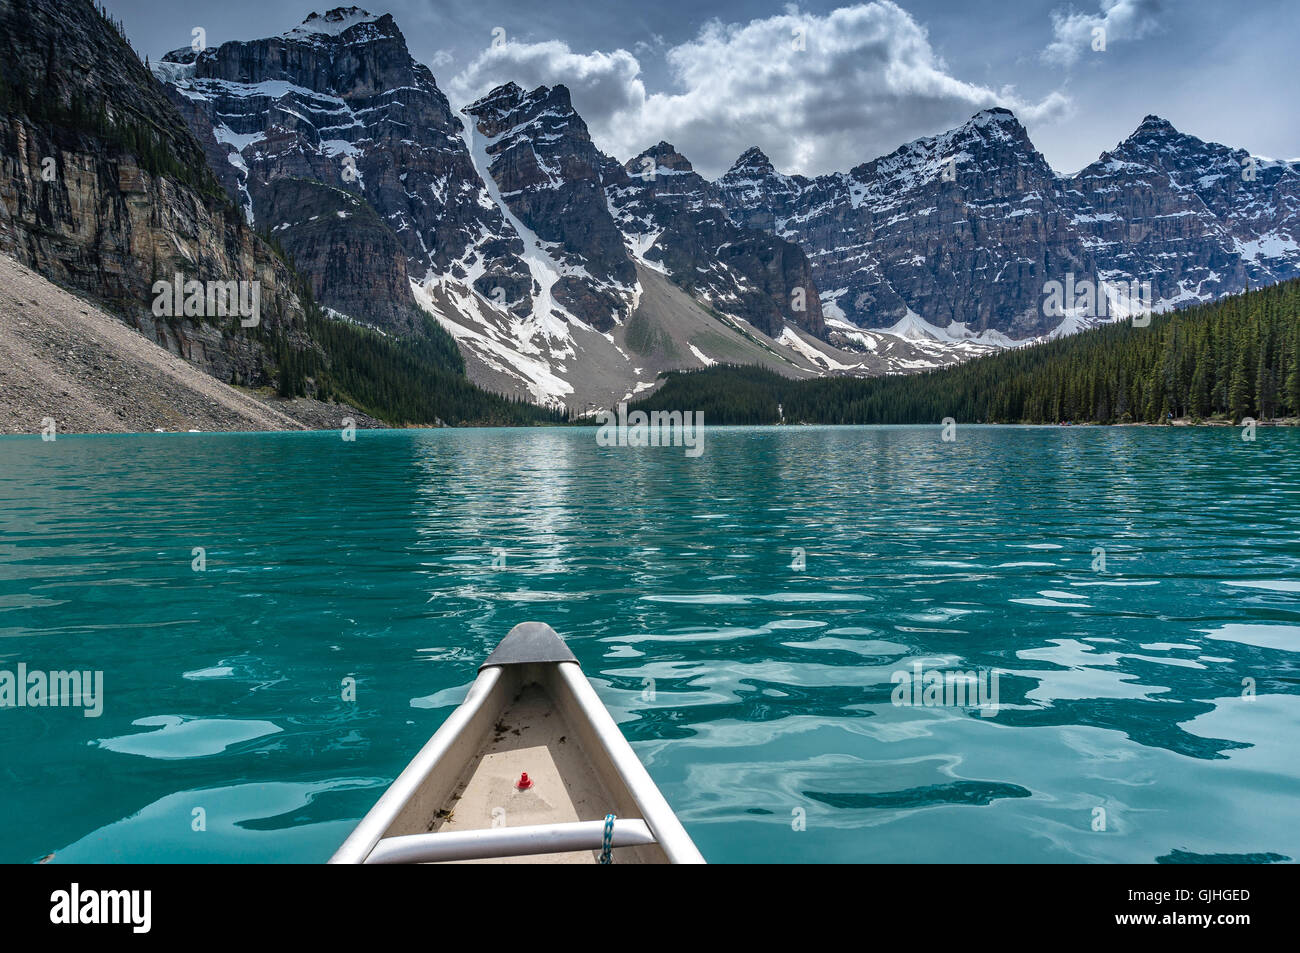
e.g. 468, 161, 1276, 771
1, 426, 1297, 863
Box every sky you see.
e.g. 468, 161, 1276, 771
103, 0, 1300, 179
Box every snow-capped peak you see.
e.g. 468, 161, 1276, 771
286, 7, 384, 40
969, 106, 1019, 126
729, 146, 777, 175
1136, 114, 1176, 133
955, 106, 1030, 144
628, 141, 694, 174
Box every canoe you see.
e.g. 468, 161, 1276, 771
329, 622, 705, 864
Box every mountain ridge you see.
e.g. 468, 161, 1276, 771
717, 106, 1300, 343
32, 2, 1293, 417
0, 0, 574, 429
156, 11, 850, 410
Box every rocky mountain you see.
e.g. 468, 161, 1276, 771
720, 108, 1082, 342
156, 10, 860, 411
0, 0, 582, 430
0, 0, 315, 389
462, 81, 637, 332
720, 108, 1300, 345
460, 86, 827, 339
143, 6, 1298, 411
1066, 115, 1300, 312
605, 140, 826, 340
155, 7, 528, 337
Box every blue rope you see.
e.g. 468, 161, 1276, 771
599, 813, 616, 864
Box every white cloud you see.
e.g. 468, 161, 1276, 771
632, 33, 666, 57
1042, 0, 1163, 67
450, 40, 647, 128
451, 2, 1070, 178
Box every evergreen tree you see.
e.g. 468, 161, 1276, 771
1286, 320, 1300, 416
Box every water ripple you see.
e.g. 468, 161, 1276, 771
2, 425, 1298, 863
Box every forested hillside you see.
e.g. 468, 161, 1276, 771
632, 279, 1300, 425
266, 264, 565, 427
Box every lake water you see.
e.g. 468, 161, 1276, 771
2, 425, 1298, 864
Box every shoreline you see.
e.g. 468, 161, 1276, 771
4, 417, 1296, 438
7, 256, 1295, 438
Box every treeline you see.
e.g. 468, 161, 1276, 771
259, 271, 563, 426
303, 303, 565, 426
632, 279, 1300, 425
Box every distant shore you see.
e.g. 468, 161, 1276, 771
6, 253, 1296, 437
7, 417, 1298, 438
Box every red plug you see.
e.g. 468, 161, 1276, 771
517, 772, 533, 790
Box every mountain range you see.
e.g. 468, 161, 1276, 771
4, 2, 1299, 421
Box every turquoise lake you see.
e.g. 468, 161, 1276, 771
1, 425, 1298, 864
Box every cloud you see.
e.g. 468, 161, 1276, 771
1042, 0, 1163, 66
450, 40, 647, 128
632, 33, 666, 57
450, 2, 1070, 178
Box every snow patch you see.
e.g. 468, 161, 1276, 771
688, 343, 716, 366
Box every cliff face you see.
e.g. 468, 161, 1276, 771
157, 7, 530, 336
608, 141, 825, 339
1066, 116, 1300, 307
0, 0, 313, 388
463, 82, 639, 332
257, 177, 422, 334
719, 109, 1300, 342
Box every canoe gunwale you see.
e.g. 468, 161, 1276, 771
553, 662, 704, 864
328, 665, 505, 864
329, 623, 705, 865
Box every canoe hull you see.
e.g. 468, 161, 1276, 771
331, 625, 704, 864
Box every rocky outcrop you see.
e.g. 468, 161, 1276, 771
719, 108, 1300, 341
259, 177, 422, 333
157, 7, 529, 334
608, 142, 825, 339
463, 82, 638, 331
0, 0, 314, 388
